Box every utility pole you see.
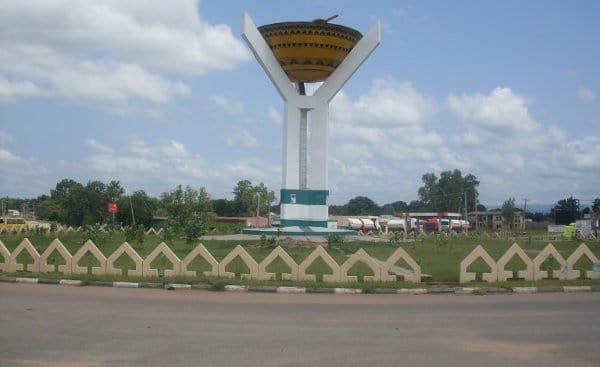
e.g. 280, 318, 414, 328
256, 192, 261, 217
522, 198, 528, 232
464, 192, 468, 233
129, 196, 136, 225
474, 199, 478, 232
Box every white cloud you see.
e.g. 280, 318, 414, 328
447, 87, 540, 134
267, 106, 282, 124
0, 76, 46, 102
0, 147, 48, 177
451, 132, 481, 147
223, 129, 258, 148
336, 143, 374, 161
80, 136, 279, 198
51, 61, 190, 104
88, 155, 160, 174
86, 139, 114, 154
210, 95, 244, 114
0, 131, 16, 145
577, 87, 596, 103
0, 0, 250, 111
331, 78, 436, 127
0, 148, 21, 164
564, 136, 600, 170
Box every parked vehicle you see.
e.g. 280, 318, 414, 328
0, 216, 29, 232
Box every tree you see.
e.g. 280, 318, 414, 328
161, 185, 197, 227
551, 197, 578, 224
105, 180, 124, 202
62, 183, 87, 226
84, 180, 107, 224
345, 196, 380, 215
117, 191, 158, 228
501, 197, 516, 229
51, 179, 81, 200
408, 200, 426, 211
417, 170, 480, 211
232, 180, 255, 216
526, 212, 548, 222
232, 180, 276, 216
328, 204, 345, 215
36, 198, 64, 222
381, 201, 408, 215
593, 198, 600, 214
212, 199, 235, 216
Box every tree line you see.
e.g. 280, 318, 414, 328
2, 179, 275, 228
2, 169, 597, 226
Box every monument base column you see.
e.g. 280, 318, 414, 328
279, 189, 329, 228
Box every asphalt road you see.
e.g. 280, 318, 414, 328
1, 283, 599, 367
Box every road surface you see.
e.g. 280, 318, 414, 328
1, 283, 599, 367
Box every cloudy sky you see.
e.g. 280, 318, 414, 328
1, 0, 599, 208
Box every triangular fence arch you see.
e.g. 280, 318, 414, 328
146, 228, 158, 235
180, 243, 219, 277
7, 238, 41, 273
496, 243, 534, 281
258, 246, 298, 281
340, 248, 381, 282
72, 240, 107, 275
298, 246, 341, 282
565, 243, 600, 280
106, 242, 144, 277
533, 244, 567, 280
143, 242, 181, 277
460, 245, 498, 283
39, 239, 72, 274
218, 245, 259, 280
381, 247, 421, 283
0, 240, 11, 272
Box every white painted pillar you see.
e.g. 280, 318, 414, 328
282, 103, 301, 189
308, 105, 329, 190
242, 12, 380, 227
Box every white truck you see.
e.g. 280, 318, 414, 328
440, 219, 469, 233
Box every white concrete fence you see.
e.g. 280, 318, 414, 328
460, 243, 600, 283
1, 239, 597, 284
0, 225, 163, 235
0, 239, 421, 283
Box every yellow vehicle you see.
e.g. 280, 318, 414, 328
0, 216, 30, 233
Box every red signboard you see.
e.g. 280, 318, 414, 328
107, 202, 118, 214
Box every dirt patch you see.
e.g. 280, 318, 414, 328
277, 238, 327, 248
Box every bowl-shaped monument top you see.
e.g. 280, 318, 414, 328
258, 21, 362, 83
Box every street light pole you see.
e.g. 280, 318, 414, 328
256, 192, 261, 218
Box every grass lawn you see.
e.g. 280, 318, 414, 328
1, 231, 599, 288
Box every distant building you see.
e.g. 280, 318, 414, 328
468, 211, 524, 231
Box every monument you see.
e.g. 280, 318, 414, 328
241, 13, 380, 235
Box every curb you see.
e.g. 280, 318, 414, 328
2, 276, 600, 296
277, 286, 306, 294
563, 286, 591, 293
165, 283, 191, 290
512, 286, 538, 294
59, 279, 82, 286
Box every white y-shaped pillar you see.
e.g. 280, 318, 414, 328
242, 12, 380, 228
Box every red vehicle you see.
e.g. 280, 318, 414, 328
425, 218, 439, 232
